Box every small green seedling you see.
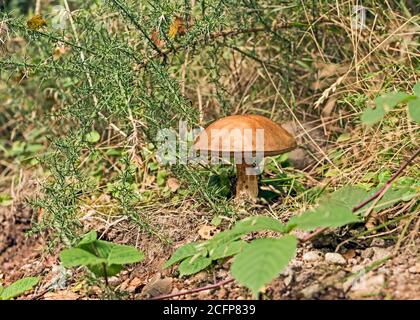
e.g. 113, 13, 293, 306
0, 277, 40, 300
59, 231, 144, 286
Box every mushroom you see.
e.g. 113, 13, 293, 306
193, 114, 297, 202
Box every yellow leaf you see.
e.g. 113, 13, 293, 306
27, 14, 47, 30
168, 16, 185, 39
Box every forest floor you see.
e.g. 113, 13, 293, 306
1, 170, 418, 300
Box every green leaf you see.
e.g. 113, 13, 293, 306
408, 97, 420, 124
164, 242, 205, 268
287, 203, 360, 231
0, 193, 13, 207
413, 82, 420, 97
376, 187, 416, 211
209, 216, 286, 248
156, 170, 167, 186
0, 277, 39, 300
360, 105, 386, 126
231, 236, 297, 297
210, 216, 222, 226
319, 186, 368, 210
60, 248, 105, 267
77, 230, 97, 246
362, 92, 412, 126
88, 264, 123, 277
178, 255, 212, 276
107, 244, 144, 265
374, 92, 410, 111
85, 130, 100, 143
209, 240, 247, 260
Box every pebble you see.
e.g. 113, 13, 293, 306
370, 238, 385, 247
302, 251, 323, 262
361, 248, 374, 259
325, 252, 346, 265
372, 247, 391, 261
350, 274, 385, 298
408, 263, 420, 274
284, 274, 293, 286
301, 284, 320, 299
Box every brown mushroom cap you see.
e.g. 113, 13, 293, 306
193, 114, 297, 156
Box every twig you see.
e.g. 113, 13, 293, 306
352, 148, 420, 213
110, 0, 164, 56
299, 227, 328, 242
147, 277, 234, 300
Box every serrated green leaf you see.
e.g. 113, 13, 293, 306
361, 105, 386, 126
0, 277, 39, 300
77, 230, 97, 246
60, 248, 105, 267
231, 236, 297, 297
288, 203, 360, 231
209, 216, 286, 249
413, 82, 420, 97
179, 255, 212, 276
408, 97, 420, 124
107, 244, 144, 265
164, 242, 205, 268
319, 186, 368, 210
209, 240, 247, 260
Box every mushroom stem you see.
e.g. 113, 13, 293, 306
235, 163, 258, 202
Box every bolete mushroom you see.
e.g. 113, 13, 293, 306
193, 114, 297, 202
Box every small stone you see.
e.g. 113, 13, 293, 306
408, 263, 420, 274
303, 251, 323, 262
361, 248, 374, 259
141, 277, 173, 298
342, 249, 356, 260
370, 238, 385, 247
372, 247, 391, 261
284, 274, 293, 286
217, 288, 227, 299
325, 252, 346, 265
349, 274, 385, 298
193, 271, 208, 283
301, 284, 320, 298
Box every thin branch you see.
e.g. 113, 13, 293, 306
110, 0, 165, 56
352, 148, 420, 213
147, 277, 234, 300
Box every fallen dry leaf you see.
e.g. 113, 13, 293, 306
168, 16, 186, 39
27, 14, 47, 30
321, 97, 337, 117
52, 46, 68, 60
126, 277, 143, 293
151, 30, 165, 49
198, 225, 218, 240
166, 177, 181, 192
141, 276, 173, 298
